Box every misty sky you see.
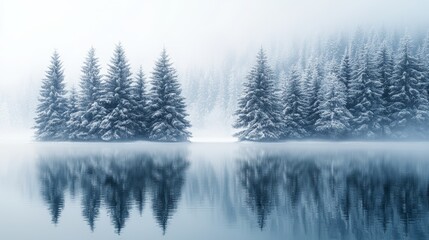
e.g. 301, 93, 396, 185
1, 0, 429, 89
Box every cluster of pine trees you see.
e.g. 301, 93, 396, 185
34, 45, 191, 142
235, 35, 429, 141
34, 33, 429, 142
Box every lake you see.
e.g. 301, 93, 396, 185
1, 142, 429, 240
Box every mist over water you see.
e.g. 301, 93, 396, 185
0, 142, 429, 239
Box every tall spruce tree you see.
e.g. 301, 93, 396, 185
419, 33, 429, 103
338, 50, 353, 109
132, 66, 149, 138
390, 37, 429, 138
281, 65, 307, 138
99, 44, 137, 141
375, 43, 394, 136
148, 49, 191, 142
65, 87, 81, 140
79, 48, 105, 140
349, 47, 383, 138
305, 59, 324, 136
300, 66, 312, 131
233, 49, 283, 141
418, 32, 429, 71
34, 51, 68, 140
315, 73, 352, 138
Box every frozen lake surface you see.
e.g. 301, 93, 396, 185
1, 142, 429, 240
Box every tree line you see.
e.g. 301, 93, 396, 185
34, 45, 191, 141
235, 35, 429, 141
34, 33, 429, 142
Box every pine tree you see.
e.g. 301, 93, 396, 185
34, 51, 68, 141
375, 43, 394, 136
304, 59, 324, 136
349, 47, 383, 138
79, 48, 105, 140
390, 37, 429, 138
300, 66, 312, 129
338, 50, 353, 109
315, 73, 352, 139
277, 70, 287, 91
233, 49, 283, 141
65, 88, 81, 140
419, 32, 429, 104
99, 44, 137, 141
281, 65, 307, 138
132, 66, 149, 138
149, 49, 191, 142
418, 32, 429, 71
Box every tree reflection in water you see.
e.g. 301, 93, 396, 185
237, 148, 429, 239
150, 155, 189, 234
37, 145, 429, 239
38, 150, 189, 234
238, 153, 281, 230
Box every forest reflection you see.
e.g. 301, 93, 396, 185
37, 146, 429, 239
237, 149, 429, 239
38, 149, 189, 234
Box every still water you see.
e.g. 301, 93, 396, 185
1, 142, 429, 240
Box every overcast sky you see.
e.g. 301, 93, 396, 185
1, 0, 429, 90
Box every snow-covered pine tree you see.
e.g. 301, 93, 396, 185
390, 37, 429, 138
281, 65, 307, 139
34, 51, 68, 141
233, 49, 283, 141
315, 72, 352, 139
148, 49, 191, 142
65, 87, 81, 140
132, 66, 149, 138
419, 32, 429, 103
277, 70, 287, 91
78, 48, 105, 140
349, 46, 383, 138
338, 50, 353, 109
304, 59, 324, 136
375, 43, 394, 136
300, 66, 312, 126
325, 59, 340, 77
418, 32, 429, 71
99, 44, 137, 141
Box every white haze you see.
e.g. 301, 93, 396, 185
0, 0, 428, 141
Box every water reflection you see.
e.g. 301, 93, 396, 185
38, 150, 189, 234
39, 160, 68, 225
238, 154, 281, 230
237, 149, 429, 239
35, 144, 429, 239
150, 155, 189, 234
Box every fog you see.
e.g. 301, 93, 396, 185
1, 0, 429, 140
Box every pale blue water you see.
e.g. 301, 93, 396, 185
1, 142, 429, 240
